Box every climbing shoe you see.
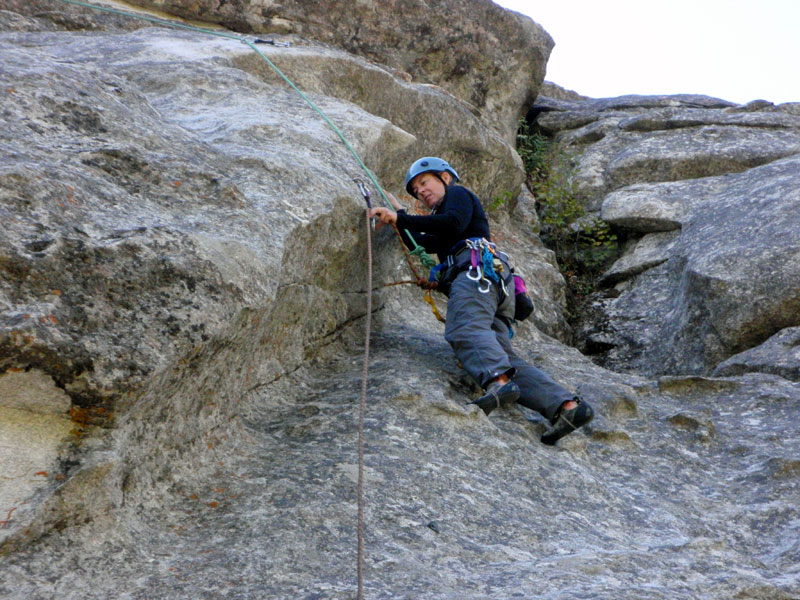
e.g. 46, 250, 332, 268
471, 380, 520, 416
541, 398, 594, 445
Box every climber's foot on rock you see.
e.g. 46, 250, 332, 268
541, 398, 594, 445
472, 380, 520, 416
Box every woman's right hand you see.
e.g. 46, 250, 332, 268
369, 207, 397, 230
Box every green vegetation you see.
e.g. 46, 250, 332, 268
488, 189, 514, 214
516, 118, 620, 314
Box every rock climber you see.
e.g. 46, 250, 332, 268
369, 157, 594, 445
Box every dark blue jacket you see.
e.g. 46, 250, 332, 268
395, 185, 491, 263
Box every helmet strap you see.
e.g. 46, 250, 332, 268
429, 173, 449, 213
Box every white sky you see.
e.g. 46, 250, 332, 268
493, 0, 800, 105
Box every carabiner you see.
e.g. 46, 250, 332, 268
477, 277, 491, 294
353, 178, 372, 208
467, 265, 482, 281
500, 277, 509, 298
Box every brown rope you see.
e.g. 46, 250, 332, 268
357, 208, 372, 599
356, 207, 448, 596
380, 279, 437, 289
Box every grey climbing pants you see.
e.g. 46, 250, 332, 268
444, 270, 573, 421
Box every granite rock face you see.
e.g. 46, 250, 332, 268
123, 0, 554, 142
0, 0, 540, 560
1, 3, 799, 600
534, 93, 800, 378
713, 326, 800, 381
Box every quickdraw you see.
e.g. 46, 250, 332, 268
464, 238, 509, 296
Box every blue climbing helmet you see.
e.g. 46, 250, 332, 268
404, 157, 460, 197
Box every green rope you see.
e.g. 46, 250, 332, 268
409, 245, 437, 269
58, 0, 437, 269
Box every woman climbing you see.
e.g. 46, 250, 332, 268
369, 157, 594, 445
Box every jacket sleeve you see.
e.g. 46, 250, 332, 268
395, 187, 474, 237
396, 211, 447, 255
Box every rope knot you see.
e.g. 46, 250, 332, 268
417, 278, 439, 290
409, 245, 437, 269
